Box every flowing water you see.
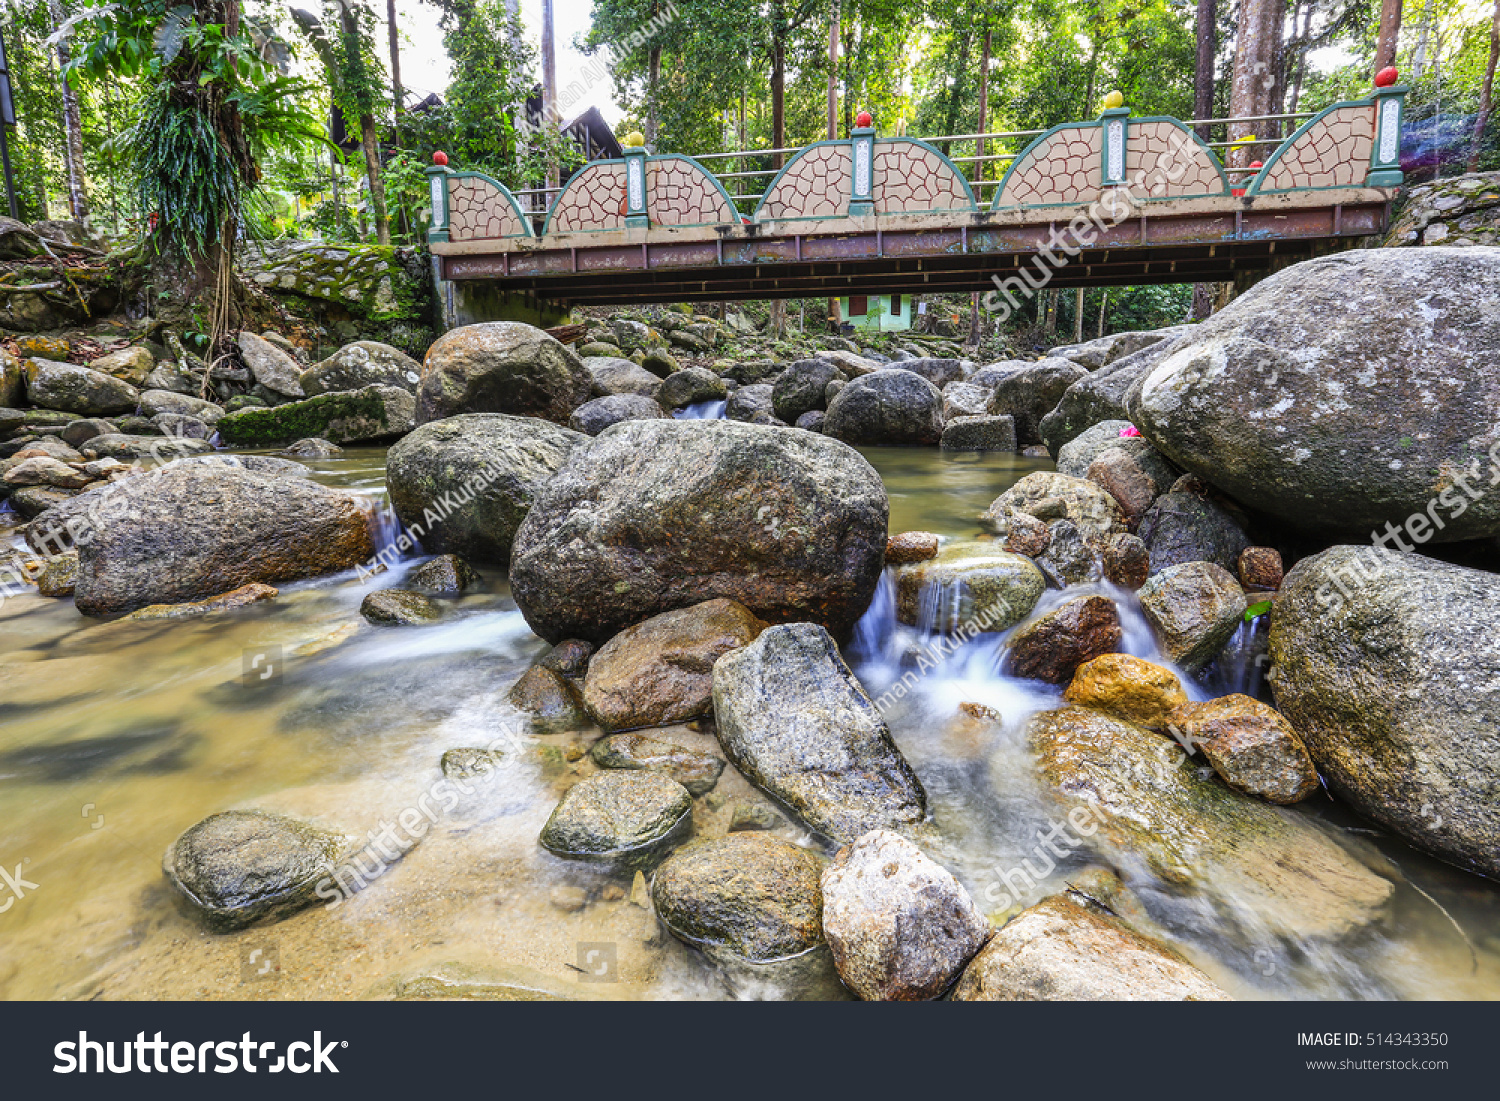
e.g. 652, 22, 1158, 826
0, 445, 1496, 1001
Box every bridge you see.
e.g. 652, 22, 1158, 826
425, 80, 1407, 308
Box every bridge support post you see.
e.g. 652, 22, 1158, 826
850, 120, 875, 216
1100, 105, 1130, 187
623, 140, 649, 228
1369, 82, 1406, 189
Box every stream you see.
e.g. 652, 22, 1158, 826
0, 445, 1496, 1001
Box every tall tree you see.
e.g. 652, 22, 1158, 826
1193, 0, 1216, 138
1228, 0, 1280, 164
45, 0, 88, 220
387, 0, 403, 142
1471, 0, 1500, 171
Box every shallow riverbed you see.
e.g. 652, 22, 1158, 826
0, 445, 1496, 1001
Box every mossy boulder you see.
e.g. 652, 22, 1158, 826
24, 359, 139, 416
215, 385, 414, 447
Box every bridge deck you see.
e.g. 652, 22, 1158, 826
426, 87, 1406, 305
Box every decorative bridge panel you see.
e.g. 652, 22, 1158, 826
646, 156, 737, 226
547, 163, 628, 233
756, 143, 853, 220
993, 125, 1103, 207
448, 175, 530, 241
1255, 105, 1374, 192
872, 140, 976, 213
1127, 120, 1228, 197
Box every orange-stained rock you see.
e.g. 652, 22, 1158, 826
885, 530, 940, 564
1063, 652, 1188, 730
1238, 546, 1284, 591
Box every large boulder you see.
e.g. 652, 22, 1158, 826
66, 460, 374, 616
1048, 329, 1181, 370
1024, 706, 1393, 938
712, 623, 927, 844
236, 331, 305, 397
24, 359, 139, 416
581, 598, 767, 730
1136, 489, 1250, 575
1270, 546, 1500, 878
980, 471, 1125, 540
215, 386, 414, 447
1128, 248, 1500, 541
510, 419, 888, 644
821, 830, 992, 1001
951, 892, 1230, 1001
823, 369, 943, 446
886, 357, 965, 388
772, 359, 845, 423
417, 322, 592, 425
299, 341, 422, 396
987, 357, 1086, 445
656, 366, 727, 410
385, 414, 586, 564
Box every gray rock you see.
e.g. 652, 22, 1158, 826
1270, 546, 1500, 877
987, 357, 1085, 445
1137, 490, 1250, 576
652, 833, 825, 963
725, 383, 776, 423
952, 892, 1231, 1000
772, 359, 845, 423
1138, 561, 1246, 672
794, 410, 826, 433
237, 331, 306, 397
510, 419, 888, 644
58, 460, 373, 616
940, 381, 992, 421
585, 356, 662, 398
417, 322, 592, 425
299, 341, 421, 396
1048, 328, 1179, 370
894, 541, 1045, 632
151, 413, 212, 440
281, 437, 343, 459
539, 771, 693, 868
887, 357, 965, 388
59, 418, 116, 449
162, 810, 350, 932
821, 829, 992, 1000
568, 393, 668, 435
656, 367, 728, 410
137, 390, 224, 423
1128, 249, 1500, 541
940, 414, 1016, 451
386, 413, 587, 565
1039, 334, 1190, 454
25, 359, 139, 416
823, 369, 943, 446
1055, 419, 1135, 476
711, 623, 927, 843
1033, 518, 1102, 587
980, 471, 1125, 540
590, 731, 726, 796
405, 553, 482, 595
79, 434, 214, 462
361, 588, 443, 625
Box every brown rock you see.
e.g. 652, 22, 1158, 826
1063, 653, 1188, 730
3, 455, 93, 489
1238, 546, 1284, 591
1101, 532, 1150, 589
1002, 508, 1052, 557
1169, 694, 1320, 804
582, 598, 767, 730
508, 665, 585, 725
1137, 562, 1247, 672
885, 530, 940, 564
125, 583, 279, 620
951, 892, 1231, 1001
1002, 595, 1122, 684
539, 638, 594, 677
1086, 446, 1160, 527
36, 552, 78, 597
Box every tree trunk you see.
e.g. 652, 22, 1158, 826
1074, 287, 1085, 342
387, 0, 403, 141
826, 0, 839, 139
360, 116, 391, 246
1194, 0, 1217, 139
975, 26, 991, 183
1469, 0, 1500, 173
46, 0, 89, 222
771, 38, 786, 169
1228, 0, 1273, 166
1097, 290, 1108, 337
968, 292, 980, 344
542, 0, 557, 188
1375, 0, 1404, 74
1191, 282, 1215, 319
647, 41, 661, 146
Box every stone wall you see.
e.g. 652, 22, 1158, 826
1382, 170, 1500, 248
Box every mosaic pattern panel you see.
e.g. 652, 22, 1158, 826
1126, 121, 1227, 198
448, 176, 529, 241
995, 126, 1103, 206
757, 144, 853, 219
1258, 105, 1374, 191
873, 140, 974, 213
549, 163, 629, 233
647, 157, 737, 226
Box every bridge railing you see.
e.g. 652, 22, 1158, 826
426, 76, 1404, 248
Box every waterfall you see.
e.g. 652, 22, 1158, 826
674, 399, 727, 420
1199, 616, 1273, 702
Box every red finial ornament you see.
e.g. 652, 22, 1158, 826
856, 110, 873, 128
1249, 160, 1263, 169
433, 150, 449, 166
1374, 66, 1399, 88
